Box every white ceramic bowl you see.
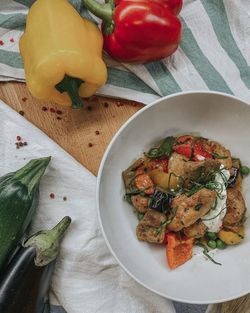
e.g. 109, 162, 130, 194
97, 91, 250, 304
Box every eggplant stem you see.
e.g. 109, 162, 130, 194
24, 216, 71, 267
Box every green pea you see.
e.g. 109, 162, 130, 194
216, 239, 227, 249
241, 166, 250, 176
207, 232, 217, 240
207, 240, 217, 249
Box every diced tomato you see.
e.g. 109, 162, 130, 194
173, 135, 193, 158
174, 145, 192, 158
135, 173, 154, 195
193, 142, 212, 161
166, 233, 194, 269
176, 135, 193, 144
174, 136, 212, 161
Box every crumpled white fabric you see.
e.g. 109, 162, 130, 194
0, 100, 176, 313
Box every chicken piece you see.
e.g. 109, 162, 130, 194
183, 220, 208, 239
223, 224, 243, 233
167, 188, 217, 232
168, 152, 220, 186
131, 195, 149, 213
123, 158, 145, 190
136, 209, 166, 244
223, 189, 246, 229
168, 152, 188, 177
183, 159, 220, 184
208, 140, 232, 169
135, 173, 155, 195
139, 209, 167, 227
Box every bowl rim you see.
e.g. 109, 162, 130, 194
96, 90, 250, 304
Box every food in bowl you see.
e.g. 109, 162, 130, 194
122, 134, 248, 269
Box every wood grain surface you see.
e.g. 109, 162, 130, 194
0, 81, 143, 176
0, 81, 249, 313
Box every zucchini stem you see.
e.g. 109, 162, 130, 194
14, 157, 51, 194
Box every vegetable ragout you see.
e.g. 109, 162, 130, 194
123, 135, 248, 269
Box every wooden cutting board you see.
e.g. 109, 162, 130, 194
0, 81, 249, 313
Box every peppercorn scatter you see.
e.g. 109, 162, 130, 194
95, 130, 100, 135
88, 143, 93, 147
116, 101, 124, 107
49, 193, 55, 199
0, 40, 4, 46
41, 106, 64, 120
10, 38, 15, 43
15, 136, 28, 149
19, 110, 25, 116
21, 97, 27, 102
104, 102, 109, 108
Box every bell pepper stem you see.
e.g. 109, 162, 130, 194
23, 216, 71, 267
55, 75, 84, 109
82, 0, 114, 34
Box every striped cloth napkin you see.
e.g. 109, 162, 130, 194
0, 0, 249, 104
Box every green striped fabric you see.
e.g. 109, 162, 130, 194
0, 0, 249, 105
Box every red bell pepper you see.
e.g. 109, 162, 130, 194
82, 0, 182, 63
173, 135, 193, 158
166, 233, 194, 269
173, 135, 213, 161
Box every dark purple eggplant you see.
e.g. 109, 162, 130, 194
149, 190, 172, 214
0, 216, 71, 313
228, 167, 239, 188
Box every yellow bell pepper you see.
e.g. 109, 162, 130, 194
19, 0, 107, 108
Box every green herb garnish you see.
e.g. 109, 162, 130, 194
125, 189, 142, 196
125, 186, 150, 196
202, 206, 226, 221
202, 207, 226, 221
211, 152, 228, 159
211, 197, 218, 210
124, 194, 132, 204
137, 212, 145, 221
155, 219, 171, 235
195, 241, 222, 266
145, 136, 175, 158
194, 203, 203, 211
183, 168, 228, 199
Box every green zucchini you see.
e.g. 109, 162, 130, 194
0, 157, 51, 272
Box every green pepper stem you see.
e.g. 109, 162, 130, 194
55, 75, 84, 109
24, 216, 71, 267
82, 0, 114, 34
